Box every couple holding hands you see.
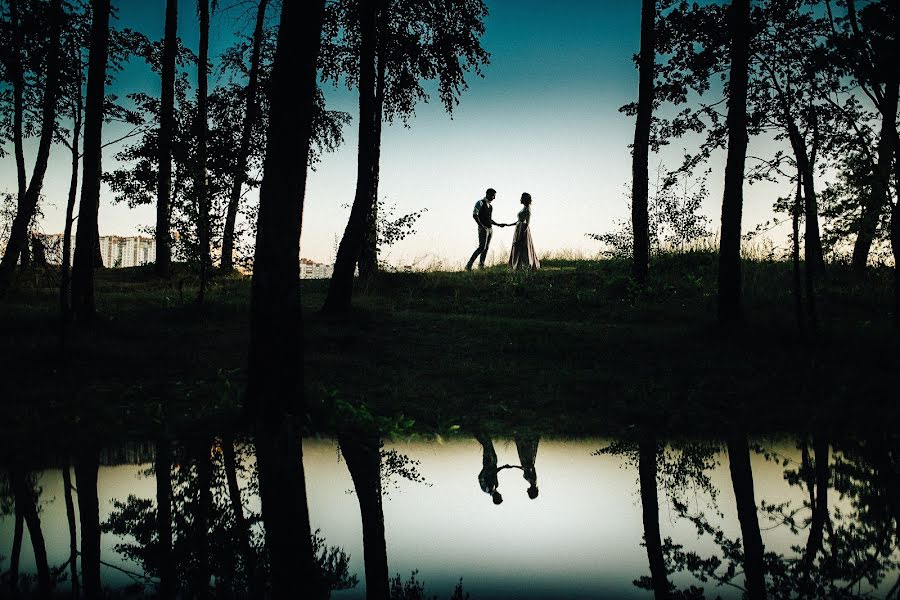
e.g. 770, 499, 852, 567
465, 187, 541, 271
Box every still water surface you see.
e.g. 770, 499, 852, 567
1, 435, 898, 598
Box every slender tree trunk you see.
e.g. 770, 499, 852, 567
75, 450, 101, 600
323, 0, 379, 313
193, 440, 212, 599
70, 0, 111, 320
155, 438, 176, 600
852, 83, 898, 276
717, 0, 751, 325
785, 121, 825, 275
792, 172, 805, 332
8, 489, 24, 597
196, 0, 211, 304
639, 437, 669, 599
223, 436, 257, 594
156, 0, 178, 277
62, 464, 81, 600
93, 223, 103, 268
10, 0, 26, 207
221, 0, 269, 273
246, 0, 326, 596
61, 87, 83, 332
0, 0, 64, 290
339, 431, 390, 600
631, 0, 656, 285
11, 468, 52, 599
727, 435, 766, 600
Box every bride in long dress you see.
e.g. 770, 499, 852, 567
508, 192, 540, 270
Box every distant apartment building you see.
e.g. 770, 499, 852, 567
37, 234, 155, 268
299, 258, 334, 279
99, 235, 155, 268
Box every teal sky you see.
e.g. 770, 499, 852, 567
5, 0, 791, 267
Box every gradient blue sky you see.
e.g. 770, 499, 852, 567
6, 0, 790, 267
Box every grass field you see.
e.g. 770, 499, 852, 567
1, 253, 897, 441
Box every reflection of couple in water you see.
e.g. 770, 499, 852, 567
475, 433, 539, 505
466, 187, 541, 271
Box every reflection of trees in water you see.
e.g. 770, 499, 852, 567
598, 436, 719, 599
102, 436, 357, 596
637, 434, 900, 599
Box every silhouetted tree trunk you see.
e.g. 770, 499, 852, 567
156, 0, 177, 277
339, 431, 390, 600
717, 0, 751, 325
631, 0, 655, 285
62, 464, 81, 599
246, 0, 326, 597
75, 450, 101, 600
639, 437, 669, 599
70, 0, 111, 320
196, 0, 211, 303
223, 435, 258, 594
358, 5, 389, 282
0, 0, 64, 290
61, 78, 83, 328
8, 488, 24, 596
792, 172, 804, 332
727, 435, 766, 600
156, 439, 176, 600
193, 440, 212, 598
323, 0, 379, 313
11, 468, 51, 599
221, 0, 269, 273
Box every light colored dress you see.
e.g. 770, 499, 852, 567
508, 206, 540, 270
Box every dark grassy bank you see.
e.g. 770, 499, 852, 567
1, 253, 897, 440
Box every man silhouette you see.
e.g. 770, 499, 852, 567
466, 188, 507, 270
475, 433, 513, 505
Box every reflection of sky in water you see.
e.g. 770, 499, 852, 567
1, 439, 897, 598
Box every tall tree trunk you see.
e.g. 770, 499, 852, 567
358, 4, 390, 282
156, 0, 178, 277
852, 83, 898, 276
223, 435, 257, 594
246, 0, 326, 596
339, 431, 390, 600
323, 0, 379, 313
75, 450, 101, 600
11, 468, 52, 599
792, 172, 805, 332
221, 0, 269, 273
193, 440, 212, 599
717, 0, 751, 325
196, 0, 211, 303
155, 438, 176, 600
61, 82, 83, 332
93, 223, 103, 268
0, 0, 64, 290
70, 0, 111, 320
639, 436, 669, 599
10, 0, 26, 207
727, 435, 766, 600
62, 464, 81, 600
8, 484, 24, 597
785, 121, 825, 275
631, 0, 655, 285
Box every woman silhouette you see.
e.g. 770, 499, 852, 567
508, 193, 540, 270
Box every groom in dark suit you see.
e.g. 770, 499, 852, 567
466, 187, 507, 270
